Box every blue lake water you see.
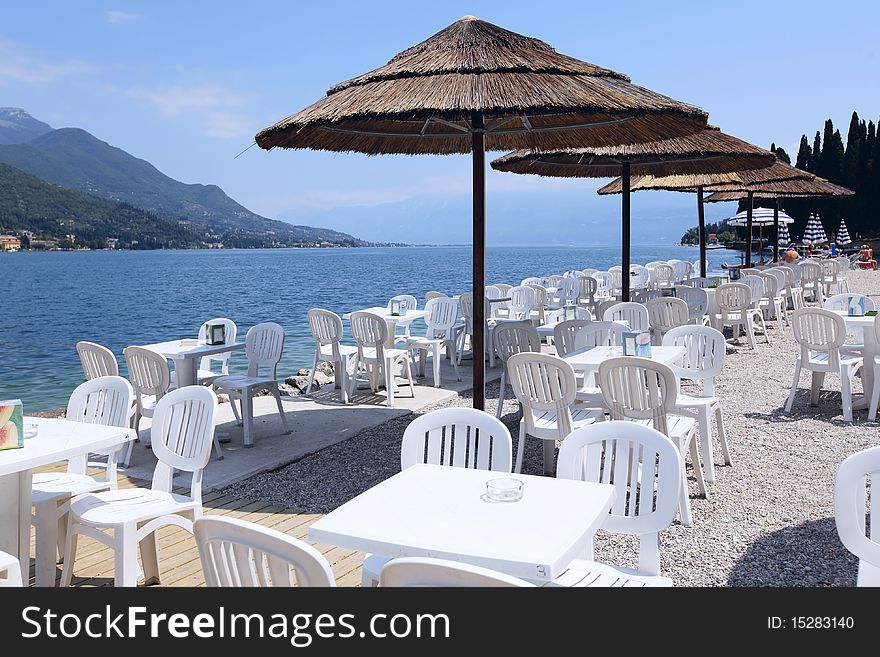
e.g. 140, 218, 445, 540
0, 245, 740, 411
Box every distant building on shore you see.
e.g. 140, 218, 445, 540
106, 237, 120, 249
0, 235, 21, 251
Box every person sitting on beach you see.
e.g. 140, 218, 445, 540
782, 249, 800, 264
858, 243, 878, 270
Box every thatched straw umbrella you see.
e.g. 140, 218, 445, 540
597, 161, 816, 267
255, 15, 709, 410
702, 176, 854, 262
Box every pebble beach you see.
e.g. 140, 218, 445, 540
222, 269, 879, 586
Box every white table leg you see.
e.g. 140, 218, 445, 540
173, 357, 197, 388
0, 470, 32, 585
854, 327, 876, 411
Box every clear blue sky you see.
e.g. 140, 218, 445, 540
3, 1, 879, 232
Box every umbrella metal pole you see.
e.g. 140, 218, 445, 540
621, 161, 631, 302
471, 113, 486, 411
697, 185, 707, 278
773, 201, 780, 263
745, 191, 754, 268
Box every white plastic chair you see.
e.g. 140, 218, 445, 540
424, 291, 446, 303
577, 276, 599, 314
380, 557, 534, 587
520, 277, 543, 287
574, 321, 627, 349
663, 325, 731, 483
776, 264, 805, 310
591, 271, 613, 299
525, 284, 548, 325
171, 318, 238, 386
506, 352, 602, 476
492, 321, 541, 419
361, 407, 513, 586
597, 357, 707, 526
549, 421, 681, 587
834, 256, 851, 293
785, 308, 863, 423
212, 322, 291, 446
824, 293, 876, 355
306, 308, 358, 402
668, 259, 692, 283
713, 282, 769, 349
122, 345, 172, 464
651, 264, 675, 290
387, 295, 419, 344
553, 319, 592, 357
551, 277, 581, 309
632, 289, 663, 305
834, 446, 880, 586
0, 551, 22, 587
799, 260, 825, 304
194, 516, 336, 587
868, 317, 880, 422
31, 376, 134, 587
349, 311, 415, 407
820, 258, 842, 296
457, 292, 474, 364
646, 296, 689, 344
77, 341, 119, 379
602, 301, 650, 332
763, 269, 790, 322
674, 285, 709, 324
755, 272, 786, 335
61, 385, 219, 587
503, 285, 537, 321
630, 264, 650, 291
407, 296, 462, 387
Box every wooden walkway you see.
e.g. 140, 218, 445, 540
27, 464, 365, 587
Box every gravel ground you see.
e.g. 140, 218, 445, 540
222, 269, 880, 586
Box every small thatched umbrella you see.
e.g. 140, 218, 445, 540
255, 16, 709, 410
704, 176, 854, 261
598, 161, 816, 267
491, 126, 774, 293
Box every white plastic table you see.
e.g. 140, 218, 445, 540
309, 463, 616, 582
0, 417, 134, 585
562, 344, 686, 377
142, 339, 246, 387
833, 311, 878, 410
342, 307, 428, 347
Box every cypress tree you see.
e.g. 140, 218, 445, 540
810, 131, 822, 172
795, 135, 811, 170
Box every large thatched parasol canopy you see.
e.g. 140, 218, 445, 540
491, 126, 774, 284
255, 15, 708, 412
703, 177, 854, 200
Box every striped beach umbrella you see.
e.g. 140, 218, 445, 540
803, 214, 828, 245
777, 222, 791, 246
727, 207, 794, 226
837, 218, 852, 246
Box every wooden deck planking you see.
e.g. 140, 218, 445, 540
26, 464, 364, 587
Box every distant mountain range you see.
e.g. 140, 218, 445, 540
0, 108, 371, 248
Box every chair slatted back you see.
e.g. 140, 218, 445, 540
602, 301, 649, 331
553, 319, 591, 357
506, 352, 577, 439
401, 408, 512, 472
646, 297, 689, 334
245, 322, 285, 379
791, 307, 847, 372
597, 357, 678, 435
77, 341, 118, 379
124, 346, 170, 402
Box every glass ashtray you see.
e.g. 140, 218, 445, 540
482, 477, 524, 503
23, 423, 39, 439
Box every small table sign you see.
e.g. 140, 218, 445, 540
206, 322, 227, 345
622, 330, 652, 358
0, 400, 24, 450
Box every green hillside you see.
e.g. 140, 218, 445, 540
0, 163, 205, 249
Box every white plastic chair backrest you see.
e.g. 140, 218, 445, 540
776, 265, 797, 288
350, 311, 389, 362
308, 308, 345, 362
458, 293, 473, 332
820, 258, 840, 278
790, 307, 846, 370
556, 277, 581, 305
756, 272, 780, 300
574, 321, 627, 349
632, 289, 662, 304
493, 321, 541, 363
521, 277, 543, 287
400, 408, 512, 472
834, 446, 880, 586
485, 285, 502, 319
197, 318, 238, 374
788, 263, 804, 284
0, 551, 22, 587
65, 376, 135, 477
544, 275, 564, 288
507, 285, 536, 318
740, 275, 765, 305
424, 291, 446, 303
77, 341, 118, 379
630, 265, 650, 290
379, 557, 534, 587
644, 261, 664, 270
388, 294, 418, 312
674, 286, 708, 318
740, 268, 760, 277
557, 421, 682, 576
577, 276, 597, 304
824, 294, 876, 313
423, 296, 459, 338
553, 319, 591, 357
506, 352, 577, 438
716, 283, 751, 313
597, 357, 678, 435
609, 265, 622, 272
602, 301, 649, 331
526, 284, 547, 311
591, 271, 613, 296
493, 283, 512, 296
581, 268, 597, 278
652, 263, 675, 288
150, 385, 218, 503
800, 260, 822, 284
124, 346, 171, 401
194, 516, 336, 587
646, 297, 689, 333
683, 277, 714, 289
764, 269, 787, 298
669, 259, 691, 282
835, 256, 851, 272
662, 325, 725, 396
609, 269, 623, 293
244, 322, 284, 379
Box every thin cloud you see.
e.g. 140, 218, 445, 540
106, 10, 142, 24
0, 37, 93, 84
125, 83, 256, 139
